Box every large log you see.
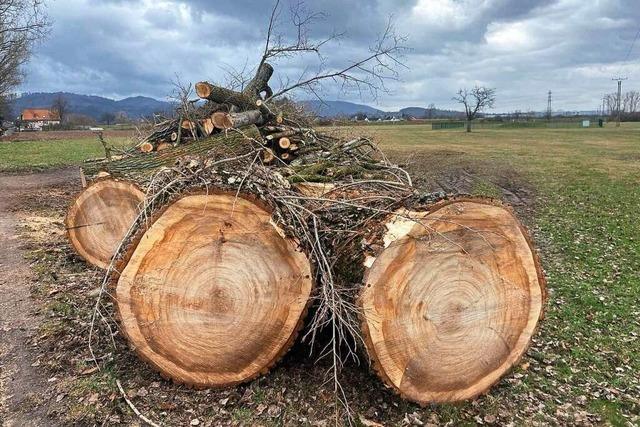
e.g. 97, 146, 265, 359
195, 82, 257, 111
359, 198, 546, 404
115, 193, 313, 387
212, 110, 264, 130
65, 179, 145, 269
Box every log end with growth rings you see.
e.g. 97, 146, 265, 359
359, 198, 546, 404
139, 142, 154, 153
65, 179, 145, 269
195, 82, 213, 99
115, 193, 313, 387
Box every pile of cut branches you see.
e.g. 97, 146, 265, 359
64, 2, 546, 423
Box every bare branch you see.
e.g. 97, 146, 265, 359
267, 16, 407, 101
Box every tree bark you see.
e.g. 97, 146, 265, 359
242, 62, 274, 100
466, 120, 472, 132
115, 193, 313, 387
65, 179, 145, 269
360, 198, 545, 404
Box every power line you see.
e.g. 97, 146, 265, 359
616, 25, 640, 78
623, 27, 640, 63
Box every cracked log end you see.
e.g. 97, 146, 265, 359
359, 198, 545, 404
115, 194, 313, 387
65, 179, 144, 269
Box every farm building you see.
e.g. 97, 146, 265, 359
19, 108, 60, 131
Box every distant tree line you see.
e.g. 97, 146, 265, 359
604, 90, 640, 121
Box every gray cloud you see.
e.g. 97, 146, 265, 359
20, 0, 640, 112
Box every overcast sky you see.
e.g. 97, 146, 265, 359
20, 0, 640, 112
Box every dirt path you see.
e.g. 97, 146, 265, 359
0, 168, 79, 427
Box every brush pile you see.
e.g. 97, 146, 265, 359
67, 60, 546, 407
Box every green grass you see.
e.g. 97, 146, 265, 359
0, 137, 131, 172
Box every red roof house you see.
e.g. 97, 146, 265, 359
19, 109, 61, 130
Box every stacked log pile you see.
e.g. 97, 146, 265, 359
66, 60, 546, 407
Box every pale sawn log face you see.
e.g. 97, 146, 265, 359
360, 200, 545, 404
65, 179, 145, 269
116, 194, 313, 387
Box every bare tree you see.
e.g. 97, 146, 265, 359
453, 86, 496, 132
51, 93, 68, 123
623, 90, 640, 114
426, 103, 436, 119
0, 1, 50, 101
604, 93, 617, 117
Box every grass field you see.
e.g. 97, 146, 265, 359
3, 124, 639, 425
0, 136, 132, 172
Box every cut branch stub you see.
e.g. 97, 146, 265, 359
360, 198, 545, 404
115, 193, 313, 387
65, 179, 145, 269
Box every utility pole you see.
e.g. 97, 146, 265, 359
602, 97, 606, 117
612, 77, 627, 127
546, 90, 552, 121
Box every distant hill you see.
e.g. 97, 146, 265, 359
301, 100, 465, 119
301, 100, 386, 118
11, 92, 173, 121
10, 92, 467, 122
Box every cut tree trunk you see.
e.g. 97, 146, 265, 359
212, 110, 263, 130
65, 179, 145, 269
278, 137, 291, 149
202, 117, 215, 135
359, 198, 546, 404
195, 82, 257, 111
156, 143, 172, 152
139, 142, 153, 153
115, 193, 313, 387
212, 111, 233, 130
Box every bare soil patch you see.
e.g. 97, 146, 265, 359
0, 168, 79, 426
387, 148, 536, 214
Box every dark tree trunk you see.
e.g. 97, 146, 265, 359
243, 63, 274, 100
466, 120, 472, 132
